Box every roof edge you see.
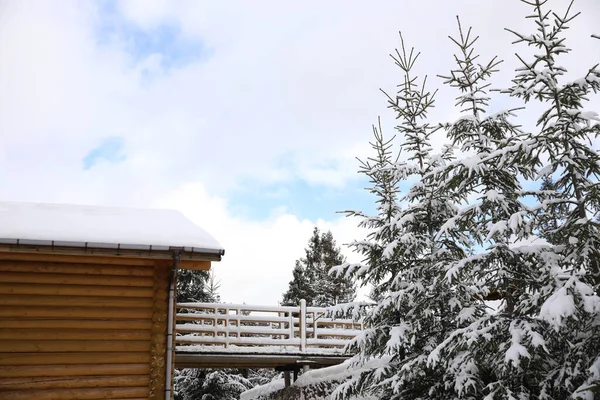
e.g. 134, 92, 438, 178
0, 242, 223, 262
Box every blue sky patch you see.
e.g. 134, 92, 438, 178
94, 0, 210, 71
82, 136, 126, 170
228, 178, 377, 222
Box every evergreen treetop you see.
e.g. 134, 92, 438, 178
176, 269, 212, 304
282, 227, 356, 307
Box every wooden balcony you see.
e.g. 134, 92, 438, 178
174, 300, 362, 369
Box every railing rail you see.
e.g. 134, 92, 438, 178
175, 299, 363, 354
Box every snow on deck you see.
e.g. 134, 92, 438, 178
176, 344, 344, 355
0, 201, 223, 253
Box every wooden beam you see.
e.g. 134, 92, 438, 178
0, 375, 149, 390
0, 386, 149, 400
0, 283, 154, 298
0, 306, 153, 320
0, 271, 154, 287
0, 261, 154, 276
0, 340, 151, 353
149, 262, 169, 399
0, 329, 150, 342
179, 260, 211, 270
0, 352, 150, 366
175, 353, 349, 369
0, 363, 150, 378
0, 294, 154, 309
0, 252, 158, 266
0, 319, 154, 331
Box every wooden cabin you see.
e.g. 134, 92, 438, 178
0, 201, 224, 400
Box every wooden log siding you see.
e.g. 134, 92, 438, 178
149, 262, 169, 399
0, 255, 172, 400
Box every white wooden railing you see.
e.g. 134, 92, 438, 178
175, 300, 363, 354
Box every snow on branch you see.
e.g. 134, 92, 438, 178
326, 301, 374, 321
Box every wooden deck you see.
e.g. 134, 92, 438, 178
175, 352, 349, 369
174, 300, 362, 369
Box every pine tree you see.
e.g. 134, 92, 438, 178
281, 261, 312, 306
332, 32, 462, 399
206, 269, 222, 303
174, 369, 254, 400
502, 0, 600, 396
332, 1, 600, 399
176, 269, 212, 303
419, 18, 548, 398
282, 227, 356, 307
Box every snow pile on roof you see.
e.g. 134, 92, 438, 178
0, 201, 224, 253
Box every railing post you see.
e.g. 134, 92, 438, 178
313, 312, 317, 340
213, 305, 218, 342
236, 308, 240, 339
289, 311, 294, 341
299, 299, 306, 352
224, 307, 229, 348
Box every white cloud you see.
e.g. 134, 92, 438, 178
155, 182, 365, 304
0, 0, 598, 306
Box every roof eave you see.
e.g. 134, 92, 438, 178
0, 240, 224, 262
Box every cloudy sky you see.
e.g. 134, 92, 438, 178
1, 0, 598, 305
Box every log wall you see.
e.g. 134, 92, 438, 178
0, 253, 171, 399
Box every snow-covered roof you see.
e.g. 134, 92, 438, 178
0, 201, 224, 255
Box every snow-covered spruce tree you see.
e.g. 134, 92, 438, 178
316, 230, 357, 306
176, 269, 212, 303
281, 260, 312, 306
421, 18, 555, 398
206, 269, 222, 303
334, 7, 600, 397
175, 369, 255, 400
282, 227, 356, 307
334, 119, 401, 307
332, 34, 465, 399
502, 0, 600, 396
